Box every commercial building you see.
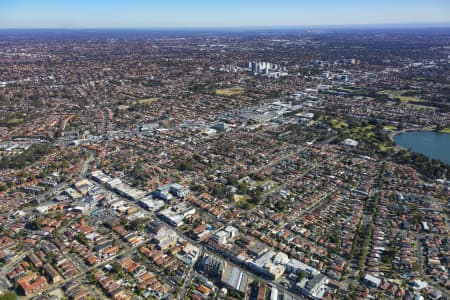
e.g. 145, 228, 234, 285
221, 264, 250, 295
138, 196, 165, 212
154, 183, 189, 200
154, 184, 173, 200
247, 250, 287, 280
210, 226, 239, 245
286, 258, 320, 277
200, 255, 225, 277
298, 274, 329, 299
156, 203, 196, 227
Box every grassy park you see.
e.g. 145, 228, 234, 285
0, 116, 25, 127
438, 127, 450, 134
322, 115, 394, 151
215, 86, 245, 96
133, 97, 159, 105
383, 125, 397, 131
377, 89, 424, 103
4, 118, 25, 125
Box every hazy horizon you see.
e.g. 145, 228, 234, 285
1, 0, 450, 29
1, 22, 450, 31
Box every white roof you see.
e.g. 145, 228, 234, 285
343, 138, 359, 147
413, 280, 428, 290
364, 274, 381, 286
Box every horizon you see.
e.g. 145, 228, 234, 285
1, 0, 450, 29
1, 22, 450, 31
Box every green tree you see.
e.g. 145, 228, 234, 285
76, 233, 89, 246
0, 292, 17, 300
111, 262, 124, 276
298, 271, 307, 281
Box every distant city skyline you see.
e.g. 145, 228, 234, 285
1, 0, 450, 29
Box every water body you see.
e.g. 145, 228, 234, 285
393, 131, 450, 165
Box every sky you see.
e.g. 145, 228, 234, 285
0, 0, 450, 29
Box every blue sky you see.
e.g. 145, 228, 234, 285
0, 0, 449, 28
